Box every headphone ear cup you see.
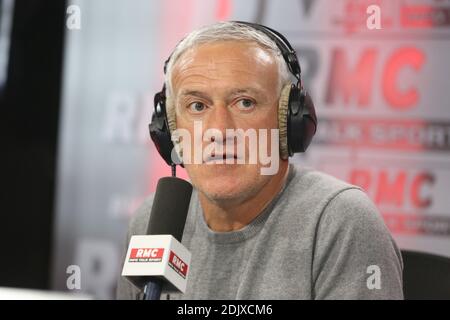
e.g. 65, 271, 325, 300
149, 93, 176, 166
300, 90, 317, 151
287, 88, 317, 154
278, 84, 291, 160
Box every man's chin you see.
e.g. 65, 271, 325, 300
186, 163, 266, 201
201, 187, 251, 205
197, 175, 264, 205
204, 178, 245, 197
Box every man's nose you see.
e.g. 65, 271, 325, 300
204, 103, 236, 138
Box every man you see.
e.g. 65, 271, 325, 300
117, 21, 403, 299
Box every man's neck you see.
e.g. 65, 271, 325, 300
199, 162, 290, 232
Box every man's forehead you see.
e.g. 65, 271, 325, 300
173, 41, 275, 70
170, 41, 279, 98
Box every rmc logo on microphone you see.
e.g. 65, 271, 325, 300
168, 251, 188, 278
129, 248, 164, 262
122, 235, 192, 293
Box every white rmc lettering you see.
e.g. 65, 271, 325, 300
136, 248, 159, 258
172, 255, 186, 272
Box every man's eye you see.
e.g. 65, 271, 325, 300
236, 99, 255, 110
188, 102, 206, 113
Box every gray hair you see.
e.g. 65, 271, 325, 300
164, 21, 292, 102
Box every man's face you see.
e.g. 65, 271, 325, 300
171, 41, 281, 204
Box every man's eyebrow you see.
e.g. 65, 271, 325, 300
179, 90, 209, 98
227, 87, 264, 96
180, 87, 264, 97
226, 88, 268, 104
178, 90, 214, 103
178, 87, 267, 104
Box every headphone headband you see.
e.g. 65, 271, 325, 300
163, 21, 302, 81
232, 21, 301, 81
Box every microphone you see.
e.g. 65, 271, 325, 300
121, 176, 193, 300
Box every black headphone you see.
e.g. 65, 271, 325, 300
149, 21, 317, 168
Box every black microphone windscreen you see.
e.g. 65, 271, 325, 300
146, 177, 193, 242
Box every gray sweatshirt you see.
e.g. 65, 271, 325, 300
116, 164, 403, 299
